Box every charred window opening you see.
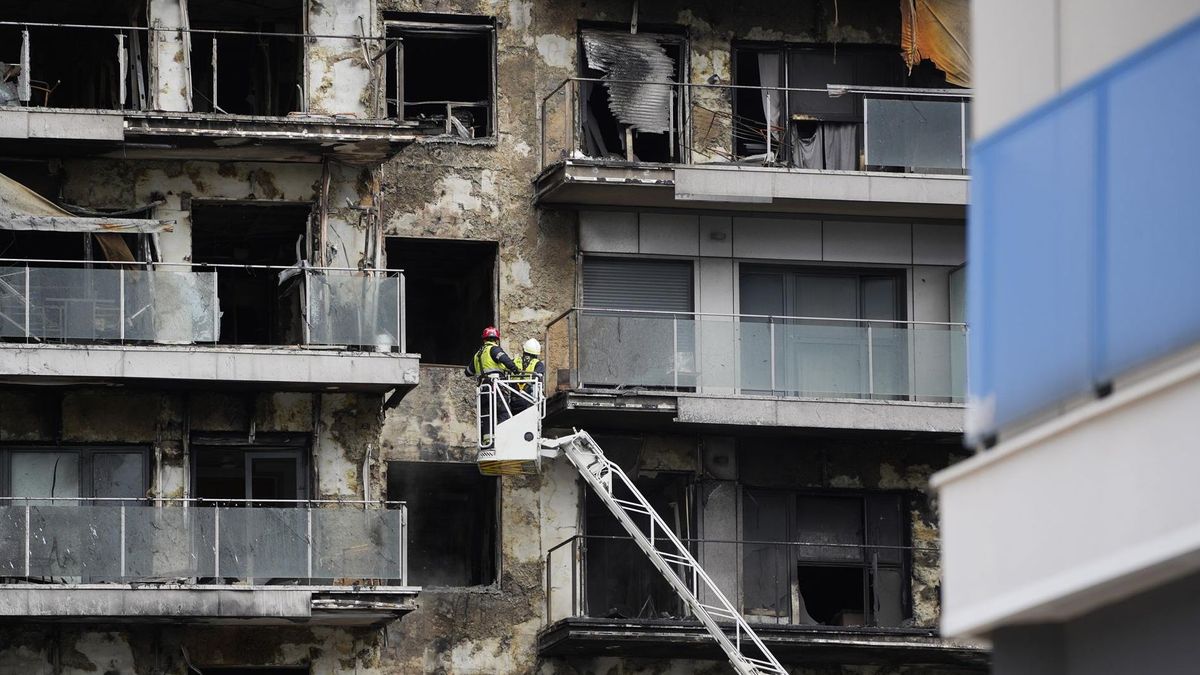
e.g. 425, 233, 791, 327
385, 14, 495, 138
197, 669, 309, 675
386, 237, 495, 365
584, 435, 695, 619
189, 0, 303, 116
742, 485, 909, 627
191, 434, 309, 505
0, 446, 148, 504
387, 461, 497, 587
732, 44, 907, 167
0, 3, 148, 110
577, 26, 686, 163
190, 201, 309, 346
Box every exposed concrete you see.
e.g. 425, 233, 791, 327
0, 585, 417, 624
148, 0, 191, 112
0, 344, 420, 393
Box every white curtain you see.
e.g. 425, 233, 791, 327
757, 52, 783, 154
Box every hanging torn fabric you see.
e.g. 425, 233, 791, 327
581, 30, 677, 134
900, 0, 971, 87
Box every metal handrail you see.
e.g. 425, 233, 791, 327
0, 19, 391, 42
3, 496, 406, 505
547, 306, 966, 328
0, 259, 403, 273
548, 532, 941, 553
540, 76, 972, 109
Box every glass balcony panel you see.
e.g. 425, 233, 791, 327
123, 269, 218, 342
312, 508, 403, 580
306, 273, 401, 348
865, 97, 965, 171
215, 507, 310, 580
27, 505, 123, 580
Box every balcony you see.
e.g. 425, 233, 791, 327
0, 498, 416, 625
0, 261, 418, 392
540, 535, 987, 669
536, 79, 970, 219
544, 309, 965, 434
0, 20, 416, 161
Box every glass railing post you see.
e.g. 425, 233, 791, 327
769, 319, 777, 392
306, 507, 314, 581
867, 323, 875, 397
398, 272, 406, 353
23, 503, 31, 577
400, 503, 409, 586
120, 504, 127, 579
119, 267, 125, 342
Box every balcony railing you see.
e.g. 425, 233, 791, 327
546, 534, 934, 628
0, 498, 408, 585
0, 20, 391, 116
540, 77, 970, 175
0, 260, 405, 350
546, 308, 966, 402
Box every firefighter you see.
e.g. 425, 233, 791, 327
466, 326, 519, 445
510, 338, 546, 416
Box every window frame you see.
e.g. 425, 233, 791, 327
384, 14, 498, 138
738, 485, 912, 628
0, 445, 152, 504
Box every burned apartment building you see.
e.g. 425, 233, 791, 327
0, 0, 984, 674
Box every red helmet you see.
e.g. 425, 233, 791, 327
481, 326, 500, 340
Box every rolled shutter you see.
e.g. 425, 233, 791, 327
582, 257, 693, 311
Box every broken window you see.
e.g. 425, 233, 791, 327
387, 461, 497, 587
0, 4, 149, 110
189, 0, 303, 116
190, 201, 310, 346
732, 43, 920, 168
386, 237, 495, 365
385, 14, 495, 138
584, 436, 695, 619
0, 447, 148, 505
578, 27, 687, 162
742, 487, 908, 627
191, 435, 309, 504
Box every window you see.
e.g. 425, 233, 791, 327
386, 237, 496, 365
197, 669, 308, 675
742, 488, 908, 627
739, 265, 906, 397
733, 43, 950, 168
583, 436, 693, 619
387, 461, 497, 587
0, 5, 149, 110
191, 436, 309, 504
577, 27, 687, 162
386, 14, 495, 137
189, 0, 303, 116
190, 201, 310, 345
1, 447, 148, 504
579, 256, 696, 390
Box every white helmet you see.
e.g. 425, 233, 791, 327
522, 338, 541, 356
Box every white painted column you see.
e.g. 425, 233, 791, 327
148, 0, 192, 112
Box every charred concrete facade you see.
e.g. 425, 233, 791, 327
1, 1, 982, 674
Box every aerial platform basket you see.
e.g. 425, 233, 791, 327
476, 377, 544, 476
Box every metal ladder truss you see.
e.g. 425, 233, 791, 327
555, 430, 788, 675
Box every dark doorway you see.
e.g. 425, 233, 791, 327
190, 202, 309, 345
385, 237, 495, 365
387, 461, 497, 587
189, 0, 303, 116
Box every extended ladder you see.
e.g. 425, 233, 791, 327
544, 430, 788, 675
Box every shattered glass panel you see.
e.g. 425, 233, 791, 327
306, 272, 401, 348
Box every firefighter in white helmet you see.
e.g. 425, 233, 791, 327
509, 338, 545, 415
